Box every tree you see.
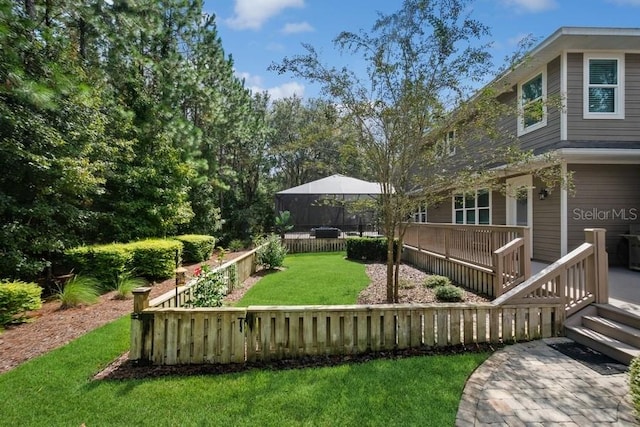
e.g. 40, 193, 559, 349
272, 0, 561, 302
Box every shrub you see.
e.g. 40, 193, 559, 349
173, 235, 215, 263
423, 275, 452, 289
55, 275, 100, 309
111, 271, 146, 300
64, 244, 132, 286
0, 281, 42, 326
435, 284, 464, 302
127, 239, 183, 280
255, 234, 288, 270
228, 239, 246, 252
631, 356, 640, 420
346, 237, 399, 262
187, 264, 228, 307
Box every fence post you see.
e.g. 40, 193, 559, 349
492, 251, 504, 298
130, 287, 152, 362
585, 228, 608, 303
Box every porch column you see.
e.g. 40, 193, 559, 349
585, 228, 608, 303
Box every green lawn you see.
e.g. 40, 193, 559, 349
236, 252, 370, 306
0, 252, 490, 426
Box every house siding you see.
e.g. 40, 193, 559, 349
567, 164, 640, 265
567, 53, 640, 141
532, 177, 561, 262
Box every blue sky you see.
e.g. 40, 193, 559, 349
206, 0, 640, 100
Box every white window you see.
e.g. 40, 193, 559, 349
583, 53, 625, 119
435, 130, 456, 158
443, 130, 456, 157
453, 189, 491, 225
518, 71, 546, 135
412, 205, 427, 223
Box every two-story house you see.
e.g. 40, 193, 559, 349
423, 27, 640, 266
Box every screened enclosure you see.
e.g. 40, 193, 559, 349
275, 174, 383, 233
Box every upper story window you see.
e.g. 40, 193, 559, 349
453, 189, 491, 225
412, 204, 427, 223
584, 53, 625, 119
435, 130, 456, 158
518, 71, 546, 135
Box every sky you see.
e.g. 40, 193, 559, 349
205, 0, 640, 101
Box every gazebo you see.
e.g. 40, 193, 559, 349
275, 174, 383, 233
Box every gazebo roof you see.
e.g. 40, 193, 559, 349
276, 174, 384, 195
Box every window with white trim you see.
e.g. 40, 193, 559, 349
583, 53, 625, 119
453, 189, 491, 225
435, 130, 456, 158
518, 71, 546, 135
412, 204, 427, 223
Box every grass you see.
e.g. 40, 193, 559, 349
0, 315, 488, 426
235, 252, 370, 306
0, 252, 491, 426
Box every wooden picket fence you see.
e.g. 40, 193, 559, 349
129, 228, 608, 366
283, 238, 347, 254
130, 301, 563, 365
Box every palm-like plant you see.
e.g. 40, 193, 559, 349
112, 271, 146, 300
55, 276, 100, 309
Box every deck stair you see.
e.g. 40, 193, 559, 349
565, 303, 640, 365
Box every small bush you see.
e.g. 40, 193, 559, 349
435, 284, 464, 302
255, 234, 288, 270
111, 271, 146, 300
187, 264, 228, 307
55, 275, 100, 309
0, 281, 42, 326
173, 235, 215, 263
128, 239, 183, 280
631, 356, 640, 420
346, 237, 398, 262
423, 275, 452, 289
228, 239, 246, 252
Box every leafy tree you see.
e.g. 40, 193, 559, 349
272, 0, 561, 302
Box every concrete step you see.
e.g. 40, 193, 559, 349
582, 315, 640, 348
594, 303, 640, 329
565, 324, 640, 365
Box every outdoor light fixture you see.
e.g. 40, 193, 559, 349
538, 188, 549, 200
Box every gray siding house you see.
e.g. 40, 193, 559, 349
424, 27, 640, 265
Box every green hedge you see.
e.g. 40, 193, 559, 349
631, 356, 640, 420
0, 281, 42, 326
128, 239, 183, 281
173, 234, 215, 263
65, 244, 132, 284
65, 239, 183, 284
346, 237, 399, 262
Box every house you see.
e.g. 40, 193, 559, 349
424, 27, 640, 266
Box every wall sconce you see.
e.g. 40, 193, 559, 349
538, 188, 549, 200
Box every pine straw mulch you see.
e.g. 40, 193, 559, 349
0, 258, 492, 379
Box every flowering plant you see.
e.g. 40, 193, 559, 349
187, 264, 228, 307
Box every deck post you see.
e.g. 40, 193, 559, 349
585, 229, 608, 304
522, 227, 532, 280
130, 287, 152, 362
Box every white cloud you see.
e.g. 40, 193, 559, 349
266, 42, 286, 52
226, 0, 304, 30
503, 0, 557, 12
267, 82, 305, 100
281, 21, 315, 34
237, 72, 305, 100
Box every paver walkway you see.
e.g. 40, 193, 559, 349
456, 337, 638, 426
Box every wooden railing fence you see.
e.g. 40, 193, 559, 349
401, 223, 531, 297
492, 229, 608, 317
129, 228, 607, 367
283, 238, 346, 254
130, 301, 563, 365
